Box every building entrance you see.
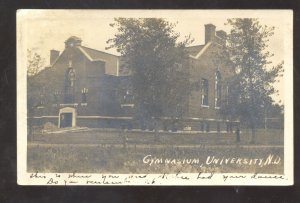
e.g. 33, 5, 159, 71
58, 107, 76, 128
60, 113, 73, 128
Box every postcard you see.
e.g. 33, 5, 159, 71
17, 9, 293, 185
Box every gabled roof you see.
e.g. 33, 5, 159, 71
186, 45, 205, 56
187, 42, 212, 59
78, 46, 120, 62
49, 43, 121, 76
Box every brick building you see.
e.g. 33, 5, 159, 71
28, 24, 236, 131
28, 36, 132, 128
184, 24, 235, 132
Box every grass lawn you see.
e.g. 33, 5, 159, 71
27, 128, 284, 174
30, 128, 283, 145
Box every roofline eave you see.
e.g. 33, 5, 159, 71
188, 41, 212, 59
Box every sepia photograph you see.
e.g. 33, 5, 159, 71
17, 10, 293, 185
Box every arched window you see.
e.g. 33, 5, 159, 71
53, 90, 60, 104
215, 71, 222, 108
68, 68, 76, 87
64, 68, 76, 103
81, 88, 88, 103
201, 78, 209, 106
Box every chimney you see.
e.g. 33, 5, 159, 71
50, 50, 60, 66
216, 30, 227, 45
205, 24, 216, 44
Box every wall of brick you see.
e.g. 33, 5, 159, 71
188, 43, 234, 121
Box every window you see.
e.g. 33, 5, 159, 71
225, 83, 230, 105
81, 88, 88, 103
121, 89, 135, 108
201, 78, 209, 106
37, 91, 45, 108
215, 71, 222, 108
64, 68, 76, 103
68, 68, 76, 87
53, 91, 60, 104
123, 89, 134, 104
68, 60, 72, 68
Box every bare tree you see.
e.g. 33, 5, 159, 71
27, 49, 45, 77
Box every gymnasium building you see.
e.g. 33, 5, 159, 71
28, 24, 237, 132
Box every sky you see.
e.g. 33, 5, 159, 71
18, 10, 292, 104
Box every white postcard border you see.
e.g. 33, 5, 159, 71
17, 9, 293, 186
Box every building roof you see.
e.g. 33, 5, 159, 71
66, 36, 82, 42
78, 46, 120, 62
67, 36, 81, 40
186, 45, 205, 56
187, 42, 212, 59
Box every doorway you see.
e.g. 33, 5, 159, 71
60, 113, 73, 128
58, 107, 76, 128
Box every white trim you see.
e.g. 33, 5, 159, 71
77, 116, 133, 120
92, 58, 106, 62
77, 46, 93, 61
117, 58, 119, 76
30, 115, 238, 123
214, 34, 222, 41
49, 49, 64, 68
155, 117, 179, 120
189, 42, 212, 59
77, 47, 106, 62
59, 103, 79, 107
214, 71, 222, 109
31, 116, 59, 119
201, 78, 209, 107
58, 107, 77, 128
184, 118, 238, 122
50, 54, 61, 68
51, 47, 106, 68
121, 104, 135, 108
